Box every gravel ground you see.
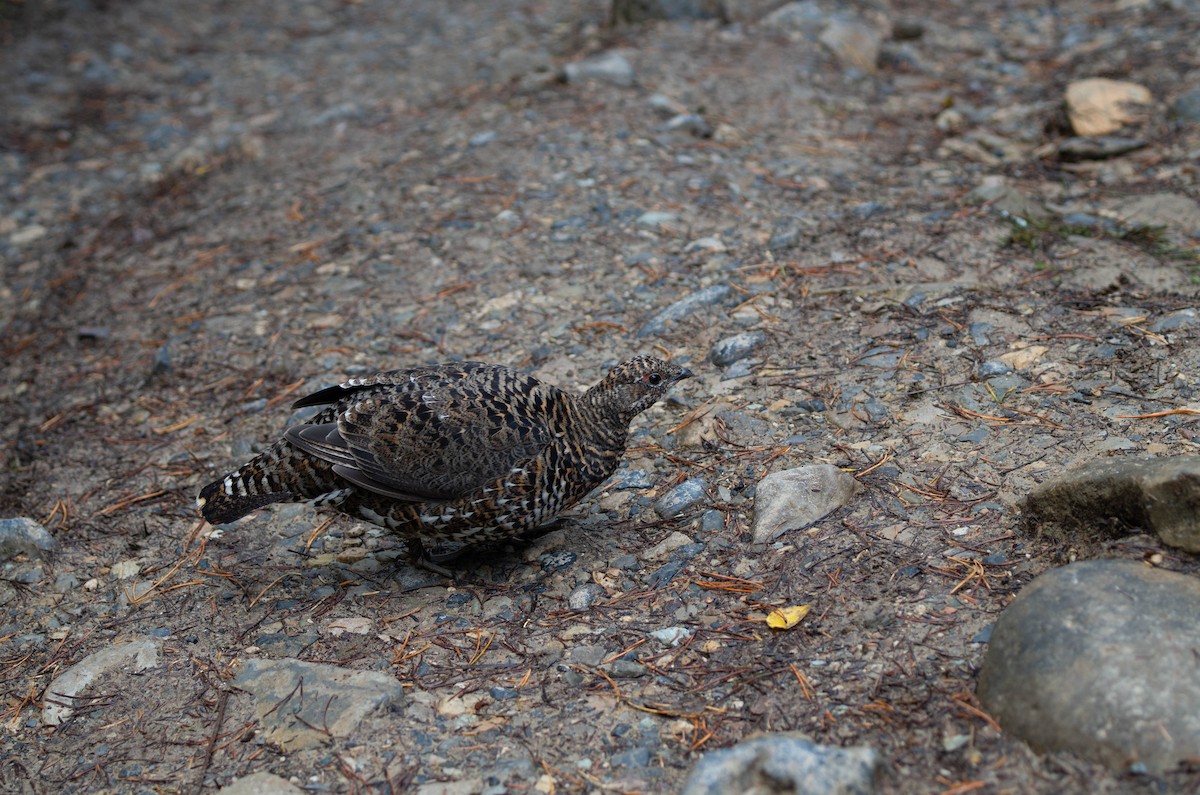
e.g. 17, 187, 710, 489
2, 0, 1200, 792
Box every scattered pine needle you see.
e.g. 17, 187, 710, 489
153, 415, 198, 435
789, 663, 816, 702
666, 396, 718, 435
469, 629, 496, 665
1117, 408, 1200, 419
692, 571, 764, 594
100, 489, 168, 515
951, 691, 1002, 733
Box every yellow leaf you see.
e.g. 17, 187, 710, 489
766, 605, 811, 629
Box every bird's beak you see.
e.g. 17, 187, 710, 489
676, 368, 694, 382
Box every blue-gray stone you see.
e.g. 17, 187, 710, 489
987, 374, 1025, 394
700, 510, 725, 533
977, 360, 1010, 377
603, 660, 649, 678
489, 686, 519, 700
612, 747, 652, 768
1150, 308, 1198, 332
655, 478, 708, 517
1061, 212, 1103, 229
469, 130, 497, 147
767, 227, 802, 252
967, 322, 993, 346
958, 427, 989, 444
0, 518, 57, 561
709, 331, 767, 367
722, 359, 755, 379
1170, 89, 1200, 122
638, 285, 733, 337
611, 468, 653, 489
851, 201, 887, 219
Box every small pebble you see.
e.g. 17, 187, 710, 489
568, 583, 606, 611
977, 360, 1011, 377
563, 52, 635, 87
650, 626, 693, 647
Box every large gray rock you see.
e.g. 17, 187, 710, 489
682, 732, 880, 795
1022, 455, 1200, 552
233, 658, 404, 749
43, 638, 160, 726
752, 465, 862, 543
977, 560, 1200, 773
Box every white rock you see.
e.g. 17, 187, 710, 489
752, 465, 863, 543
10, 225, 47, 246
563, 52, 635, 87
644, 531, 696, 560
110, 560, 141, 579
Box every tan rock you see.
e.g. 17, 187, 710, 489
998, 344, 1049, 370
1064, 78, 1152, 136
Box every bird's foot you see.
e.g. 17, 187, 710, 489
405, 538, 461, 578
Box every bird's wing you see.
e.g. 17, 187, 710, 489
285, 363, 559, 501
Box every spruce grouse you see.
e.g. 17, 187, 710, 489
197, 356, 692, 550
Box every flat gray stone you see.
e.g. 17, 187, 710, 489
638, 284, 733, 336
752, 465, 863, 543
43, 638, 160, 726
710, 331, 767, 367
682, 732, 880, 795
1112, 192, 1200, 236
218, 772, 305, 795
0, 517, 58, 561
233, 658, 403, 749
977, 560, 1200, 773
1022, 454, 1200, 552
655, 478, 708, 517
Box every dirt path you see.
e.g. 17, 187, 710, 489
2, 1, 1199, 792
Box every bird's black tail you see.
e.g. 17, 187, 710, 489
197, 439, 338, 525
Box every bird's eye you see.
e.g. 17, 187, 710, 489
645, 372, 663, 386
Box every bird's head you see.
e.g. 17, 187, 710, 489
586, 355, 693, 421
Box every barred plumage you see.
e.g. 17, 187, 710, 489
197, 357, 692, 548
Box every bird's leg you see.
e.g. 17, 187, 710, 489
405, 537, 456, 578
